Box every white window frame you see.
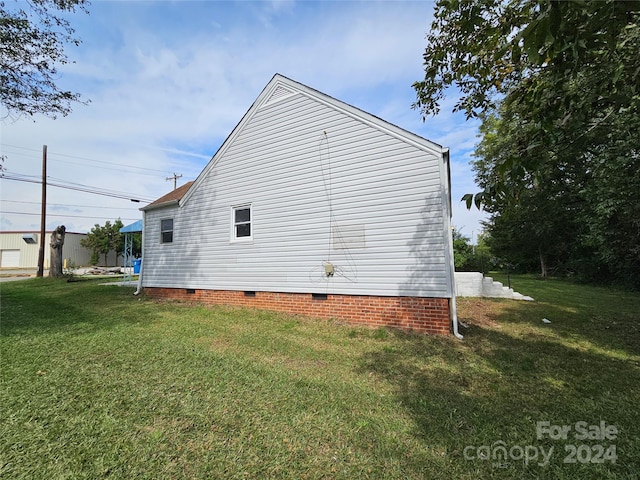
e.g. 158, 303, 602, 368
160, 218, 174, 244
230, 204, 253, 243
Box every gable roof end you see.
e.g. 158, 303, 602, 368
179, 74, 447, 208
141, 181, 194, 211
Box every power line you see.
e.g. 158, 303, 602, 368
51, 158, 168, 178
1, 142, 207, 177
1, 172, 40, 180
0, 199, 141, 211
0, 211, 140, 221
1, 150, 168, 178
1, 172, 156, 200
52, 151, 173, 174
0, 174, 155, 202
1, 143, 173, 174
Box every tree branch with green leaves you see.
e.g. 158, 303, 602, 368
414, 0, 640, 205
1, 0, 90, 119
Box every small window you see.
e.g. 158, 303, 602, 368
231, 205, 252, 241
161, 218, 173, 243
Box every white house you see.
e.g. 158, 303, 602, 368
139, 74, 461, 336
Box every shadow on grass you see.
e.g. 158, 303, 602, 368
358, 318, 640, 479
485, 275, 640, 357
481, 301, 638, 362
0, 278, 151, 337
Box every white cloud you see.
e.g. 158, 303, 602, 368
1, 1, 486, 236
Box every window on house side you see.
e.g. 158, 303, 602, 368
161, 218, 173, 243
232, 205, 252, 241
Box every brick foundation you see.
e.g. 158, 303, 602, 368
143, 287, 451, 335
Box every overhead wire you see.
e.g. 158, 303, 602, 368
0, 199, 141, 211
1, 143, 174, 174
0, 142, 197, 226
46, 158, 168, 178
0, 210, 140, 221
0, 174, 155, 202
0, 149, 167, 178
0, 143, 201, 204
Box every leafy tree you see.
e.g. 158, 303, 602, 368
417, 0, 640, 287
1, 0, 89, 119
472, 100, 639, 285
414, 0, 640, 204
452, 228, 473, 270
81, 223, 107, 266
109, 218, 125, 260
81, 219, 124, 266
577, 109, 640, 285
452, 228, 494, 273
131, 232, 142, 258
472, 107, 589, 277
414, 0, 639, 119
89, 249, 99, 267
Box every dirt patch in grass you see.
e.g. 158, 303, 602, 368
456, 298, 506, 329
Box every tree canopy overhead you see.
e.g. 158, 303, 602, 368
415, 0, 640, 286
0, 0, 89, 119
414, 0, 640, 121
414, 0, 639, 202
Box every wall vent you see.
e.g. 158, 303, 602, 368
22, 234, 37, 244
270, 84, 294, 101
260, 84, 295, 108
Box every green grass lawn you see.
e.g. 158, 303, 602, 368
1, 276, 638, 479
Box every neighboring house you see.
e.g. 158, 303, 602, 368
0, 231, 92, 269
140, 74, 461, 336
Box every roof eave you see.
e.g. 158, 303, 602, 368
140, 199, 180, 212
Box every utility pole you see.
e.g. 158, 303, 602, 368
166, 173, 182, 190
36, 145, 47, 277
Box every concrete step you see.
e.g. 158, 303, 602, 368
455, 272, 534, 301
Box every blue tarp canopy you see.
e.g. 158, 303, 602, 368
120, 220, 142, 233
120, 220, 142, 285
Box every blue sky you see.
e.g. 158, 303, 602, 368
1, 0, 486, 242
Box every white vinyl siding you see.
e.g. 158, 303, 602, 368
142, 82, 452, 298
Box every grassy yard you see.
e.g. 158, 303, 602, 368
1, 276, 638, 479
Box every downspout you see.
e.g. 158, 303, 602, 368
443, 149, 463, 339
450, 285, 463, 339
134, 212, 144, 295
